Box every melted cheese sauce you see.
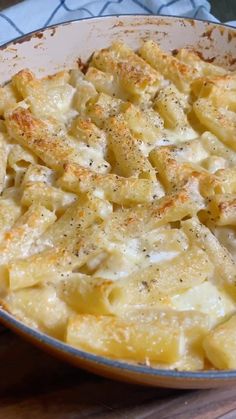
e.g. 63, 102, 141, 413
171, 282, 236, 325
214, 226, 236, 262
1, 42, 236, 371
93, 229, 188, 280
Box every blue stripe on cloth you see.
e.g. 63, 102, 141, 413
194, 4, 207, 18
0, 12, 24, 35
132, 0, 155, 14
189, 0, 196, 8
44, 0, 65, 27
62, 0, 94, 16
157, 0, 183, 15
99, 0, 124, 16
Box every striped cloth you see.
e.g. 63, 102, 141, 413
0, 0, 235, 46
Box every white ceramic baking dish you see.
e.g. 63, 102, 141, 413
0, 15, 236, 388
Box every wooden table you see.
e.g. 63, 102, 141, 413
0, 326, 236, 419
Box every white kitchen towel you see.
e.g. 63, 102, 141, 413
0, 0, 235, 46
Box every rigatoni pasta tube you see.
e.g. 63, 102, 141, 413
58, 163, 156, 204
66, 314, 184, 363
203, 314, 236, 369
0, 204, 56, 264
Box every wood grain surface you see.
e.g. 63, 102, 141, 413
0, 327, 235, 419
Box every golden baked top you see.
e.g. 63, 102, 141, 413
0, 40, 235, 371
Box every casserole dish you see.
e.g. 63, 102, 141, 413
0, 15, 236, 388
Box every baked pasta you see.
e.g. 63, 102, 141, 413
0, 40, 236, 371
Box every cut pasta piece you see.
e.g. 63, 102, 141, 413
181, 217, 236, 286
58, 274, 114, 315
69, 116, 107, 154
68, 223, 109, 271
66, 309, 209, 370
22, 164, 55, 186
200, 131, 236, 167
69, 223, 189, 280
0, 204, 56, 264
57, 210, 193, 281
7, 143, 38, 186
22, 181, 76, 213
171, 281, 236, 326
91, 41, 162, 102
0, 132, 8, 192
139, 40, 199, 92
0, 198, 22, 241
69, 68, 87, 86
106, 116, 158, 182
108, 246, 214, 310
149, 146, 203, 192
8, 144, 37, 168
104, 187, 200, 240
69, 67, 98, 113
122, 308, 210, 370
12, 69, 70, 97
67, 314, 184, 363
214, 226, 236, 262
58, 163, 156, 204
58, 236, 186, 315
4, 285, 71, 339
6, 108, 110, 173
193, 72, 236, 91
86, 93, 123, 128
121, 307, 210, 335
5, 108, 84, 170
12, 69, 76, 122
1, 187, 21, 202
0, 82, 19, 116
153, 84, 189, 130
200, 168, 236, 196
95, 227, 189, 280
41, 194, 112, 248
87, 93, 163, 147
8, 247, 79, 290
193, 98, 236, 151
129, 307, 210, 371
85, 66, 120, 98
191, 78, 236, 112
73, 78, 97, 114
120, 102, 163, 145
176, 48, 227, 77
207, 194, 236, 226
152, 139, 208, 165
203, 314, 236, 369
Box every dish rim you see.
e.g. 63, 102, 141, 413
0, 13, 236, 380
1, 13, 236, 51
